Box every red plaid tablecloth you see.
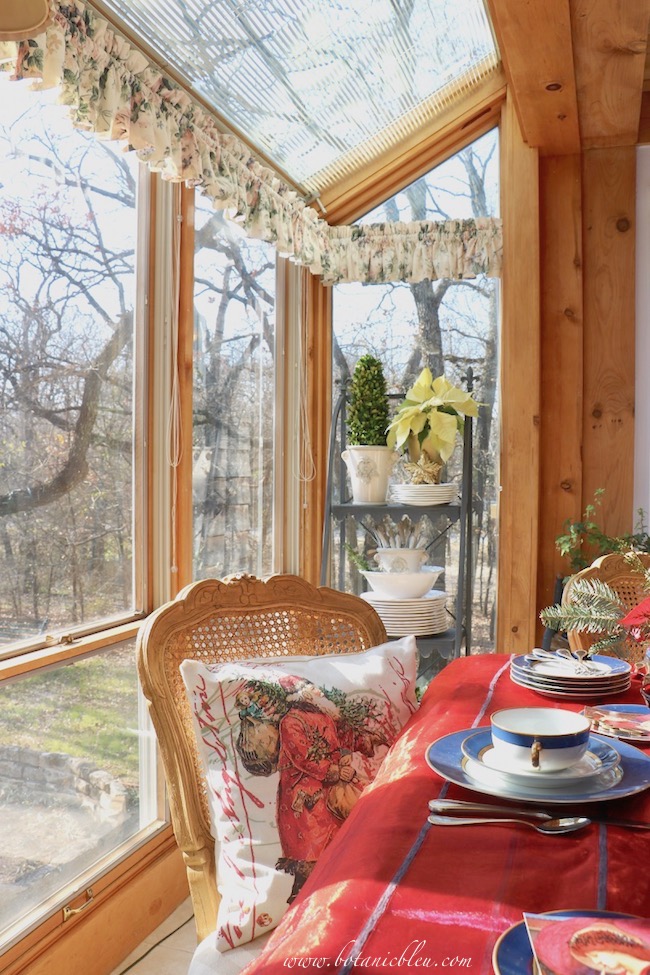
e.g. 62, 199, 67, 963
242, 654, 650, 974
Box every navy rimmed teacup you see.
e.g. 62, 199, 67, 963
490, 707, 591, 772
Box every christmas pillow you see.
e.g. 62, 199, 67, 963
179, 636, 418, 950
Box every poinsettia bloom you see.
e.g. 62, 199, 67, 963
620, 596, 650, 641
620, 597, 650, 629
386, 367, 479, 462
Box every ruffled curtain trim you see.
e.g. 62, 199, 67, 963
1, 1, 502, 285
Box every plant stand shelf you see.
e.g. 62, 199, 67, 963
320, 371, 476, 666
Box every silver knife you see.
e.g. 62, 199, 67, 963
428, 798, 650, 829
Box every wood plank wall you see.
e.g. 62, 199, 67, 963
537, 155, 584, 613
581, 149, 637, 536
535, 148, 637, 636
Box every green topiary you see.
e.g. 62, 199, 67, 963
347, 355, 390, 446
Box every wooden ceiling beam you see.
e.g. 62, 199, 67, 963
572, 0, 650, 148
485, 0, 580, 155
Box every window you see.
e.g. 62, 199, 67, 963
0, 77, 159, 948
98, 0, 499, 196
0, 86, 143, 649
192, 196, 277, 579
331, 128, 500, 656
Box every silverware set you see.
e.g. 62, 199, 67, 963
427, 798, 650, 832
524, 647, 602, 676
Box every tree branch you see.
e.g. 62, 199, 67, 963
0, 312, 133, 517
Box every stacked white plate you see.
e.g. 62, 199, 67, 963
390, 482, 458, 506
360, 589, 449, 636
510, 652, 631, 700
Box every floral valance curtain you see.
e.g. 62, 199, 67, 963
1, 1, 502, 285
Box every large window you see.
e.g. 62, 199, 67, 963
331, 129, 500, 656
192, 197, 277, 579
0, 77, 158, 949
0, 86, 142, 648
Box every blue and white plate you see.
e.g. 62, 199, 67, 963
513, 653, 631, 677
493, 911, 636, 975
510, 671, 630, 700
510, 657, 630, 700
426, 729, 650, 804
460, 728, 621, 786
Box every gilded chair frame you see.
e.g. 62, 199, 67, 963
136, 573, 386, 941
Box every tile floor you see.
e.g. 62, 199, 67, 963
108, 898, 196, 975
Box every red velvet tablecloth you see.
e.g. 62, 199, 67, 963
242, 654, 650, 974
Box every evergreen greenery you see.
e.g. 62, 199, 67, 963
346, 354, 390, 446
556, 488, 650, 574
540, 578, 625, 653
540, 552, 650, 653
344, 542, 371, 572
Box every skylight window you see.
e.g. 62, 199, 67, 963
93, 0, 499, 196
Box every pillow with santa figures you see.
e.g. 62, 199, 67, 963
179, 635, 418, 950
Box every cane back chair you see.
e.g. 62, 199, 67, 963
561, 553, 650, 665
136, 573, 386, 942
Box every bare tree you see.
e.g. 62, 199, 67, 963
0, 107, 137, 635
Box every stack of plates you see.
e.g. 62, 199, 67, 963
390, 483, 458, 506
510, 653, 631, 700
360, 589, 449, 636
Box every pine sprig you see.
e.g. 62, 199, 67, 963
539, 578, 623, 636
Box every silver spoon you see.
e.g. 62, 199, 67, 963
427, 812, 591, 834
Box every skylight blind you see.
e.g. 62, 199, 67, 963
95, 0, 499, 196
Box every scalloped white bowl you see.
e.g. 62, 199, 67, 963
362, 568, 441, 599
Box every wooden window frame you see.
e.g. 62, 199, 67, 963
0, 172, 191, 975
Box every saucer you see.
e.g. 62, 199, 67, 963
460, 729, 620, 785
462, 752, 624, 798
425, 729, 650, 804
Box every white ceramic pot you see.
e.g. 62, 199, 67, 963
341, 446, 398, 504
374, 548, 429, 573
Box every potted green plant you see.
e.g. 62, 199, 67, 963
386, 367, 478, 484
342, 355, 397, 504
555, 488, 650, 575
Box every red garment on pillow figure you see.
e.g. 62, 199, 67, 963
276, 703, 342, 862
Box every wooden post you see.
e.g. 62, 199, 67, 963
497, 93, 541, 652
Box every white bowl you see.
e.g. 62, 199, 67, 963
361, 569, 440, 599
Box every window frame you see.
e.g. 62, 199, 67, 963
0, 166, 180, 964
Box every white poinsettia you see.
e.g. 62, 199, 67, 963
386, 368, 479, 465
